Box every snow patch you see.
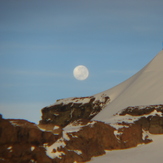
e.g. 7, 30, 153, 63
54, 96, 92, 105
63, 121, 97, 134
69, 133, 78, 138
30, 159, 36, 163
114, 130, 123, 140
9, 121, 19, 126
68, 149, 82, 155
7, 146, 12, 152
63, 123, 82, 133
142, 130, 150, 141
62, 131, 70, 141
53, 125, 60, 130
143, 109, 162, 117
31, 146, 35, 151
73, 149, 82, 155
106, 107, 163, 130
53, 113, 59, 116
44, 138, 66, 159
87, 121, 96, 127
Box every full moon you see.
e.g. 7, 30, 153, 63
73, 65, 89, 80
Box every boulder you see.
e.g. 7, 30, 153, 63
39, 95, 110, 127
0, 115, 60, 163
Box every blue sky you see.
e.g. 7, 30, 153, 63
0, 0, 163, 123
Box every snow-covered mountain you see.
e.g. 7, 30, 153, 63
1, 50, 163, 163
93, 50, 163, 122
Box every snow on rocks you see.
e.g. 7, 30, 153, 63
54, 94, 109, 106
7, 146, 13, 152
31, 146, 35, 151
44, 138, 66, 159
39, 94, 110, 127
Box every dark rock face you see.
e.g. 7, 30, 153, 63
39, 95, 110, 127
118, 105, 163, 134
0, 115, 61, 163
119, 105, 163, 116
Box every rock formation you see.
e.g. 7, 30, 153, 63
1, 104, 163, 163
0, 115, 61, 163
39, 95, 110, 127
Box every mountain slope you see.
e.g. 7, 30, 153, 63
93, 50, 163, 122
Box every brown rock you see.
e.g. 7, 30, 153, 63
118, 123, 143, 148
148, 115, 163, 134
0, 117, 59, 163
1, 103, 163, 163
39, 95, 110, 127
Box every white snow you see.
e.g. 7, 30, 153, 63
7, 146, 12, 152
50, 93, 109, 109
114, 130, 123, 140
88, 134, 163, 163
7, 146, 12, 150
87, 121, 96, 127
53, 125, 60, 130
142, 130, 150, 141
63, 121, 96, 133
9, 121, 19, 126
69, 133, 78, 138
93, 50, 163, 122
63, 123, 83, 133
68, 149, 82, 155
54, 97, 92, 105
73, 150, 82, 155
44, 138, 66, 159
143, 109, 162, 117
31, 146, 35, 151
53, 113, 59, 116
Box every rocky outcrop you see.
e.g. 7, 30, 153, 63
118, 105, 163, 134
119, 105, 163, 116
39, 95, 110, 127
46, 119, 149, 163
0, 115, 61, 163
1, 104, 163, 163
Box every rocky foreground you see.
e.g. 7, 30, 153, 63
1, 95, 163, 163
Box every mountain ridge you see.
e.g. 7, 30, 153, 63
93, 50, 163, 122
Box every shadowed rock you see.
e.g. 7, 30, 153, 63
39, 95, 110, 127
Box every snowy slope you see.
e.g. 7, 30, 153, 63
93, 50, 163, 122
88, 134, 163, 163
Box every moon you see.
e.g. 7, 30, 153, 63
73, 65, 89, 80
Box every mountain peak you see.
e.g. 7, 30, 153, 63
143, 50, 163, 72
93, 50, 163, 122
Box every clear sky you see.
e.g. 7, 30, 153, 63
0, 0, 163, 123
